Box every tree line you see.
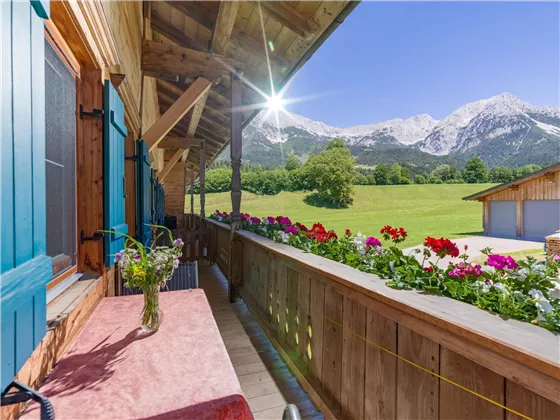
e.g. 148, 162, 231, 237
199, 139, 551, 207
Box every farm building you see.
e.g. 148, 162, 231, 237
463, 163, 560, 241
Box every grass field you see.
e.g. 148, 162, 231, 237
192, 184, 497, 247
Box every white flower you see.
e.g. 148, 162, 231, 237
493, 282, 509, 295
353, 232, 366, 255
481, 265, 496, 275
476, 279, 493, 293
529, 289, 554, 320
280, 232, 290, 244
264, 219, 270, 225
548, 282, 560, 300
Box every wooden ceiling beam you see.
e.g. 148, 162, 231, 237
231, 27, 290, 70
210, 1, 240, 55
182, 90, 209, 162
151, 9, 204, 51
165, 1, 216, 31
143, 76, 212, 151
158, 136, 199, 150
142, 39, 242, 81
252, 1, 320, 39
159, 148, 186, 183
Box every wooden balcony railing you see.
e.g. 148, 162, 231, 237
205, 217, 559, 420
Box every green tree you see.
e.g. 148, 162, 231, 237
284, 154, 302, 171
304, 139, 356, 207
463, 157, 488, 183
374, 164, 389, 185
431, 164, 457, 182
489, 166, 514, 183
389, 163, 402, 185
414, 174, 426, 184
515, 164, 541, 178
400, 166, 411, 183
326, 138, 345, 149
366, 173, 376, 185
204, 168, 232, 193
353, 172, 369, 185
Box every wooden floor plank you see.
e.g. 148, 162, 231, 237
198, 263, 323, 419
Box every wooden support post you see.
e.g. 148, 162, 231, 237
190, 164, 195, 230
199, 140, 206, 259
229, 71, 243, 302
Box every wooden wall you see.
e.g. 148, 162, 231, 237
163, 164, 187, 216
207, 219, 560, 420
485, 171, 560, 201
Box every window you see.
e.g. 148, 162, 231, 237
45, 38, 77, 278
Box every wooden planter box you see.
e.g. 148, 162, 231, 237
206, 217, 559, 420
546, 233, 560, 256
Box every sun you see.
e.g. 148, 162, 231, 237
266, 95, 285, 112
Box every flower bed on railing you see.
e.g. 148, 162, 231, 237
211, 210, 560, 332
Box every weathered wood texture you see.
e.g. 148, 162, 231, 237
485, 170, 560, 201
198, 263, 323, 420
206, 218, 560, 420
76, 69, 104, 274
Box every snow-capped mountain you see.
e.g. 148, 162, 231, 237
237, 93, 559, 168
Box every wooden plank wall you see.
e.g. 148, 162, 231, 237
206, 220, 560, 420
486, 171, 560, 201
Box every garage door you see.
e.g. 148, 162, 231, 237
524, 200, 560, 242
489, 201, 517, 238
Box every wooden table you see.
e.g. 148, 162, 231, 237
22, 289, 253, 420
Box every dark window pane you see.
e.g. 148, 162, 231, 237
45, 39, 76, 278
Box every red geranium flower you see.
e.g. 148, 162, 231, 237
423, 237, 459, 258
423, 266, 434, 273
345, 228, 351, 237
381, 225, 407, 243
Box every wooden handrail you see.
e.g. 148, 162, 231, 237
205, 217, 560, 416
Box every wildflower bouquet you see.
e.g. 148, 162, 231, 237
211, 210, 560, 332
114, 226, 183, 332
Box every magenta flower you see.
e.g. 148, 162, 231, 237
449, 262, 483, 278
266, 216, 275, 224
365, 236, 382, 248
554, 255, 560, 261
487, 254, 518, 270
241, 213, 251, 222
276, 216, 292, 226
173, 238, 183, 247
133, 254, 141, 261
114, 252, 123, 263
285, 225, 297, 235
250, 217, 261, 225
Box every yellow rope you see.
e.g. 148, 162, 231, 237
273, 288, 535, 420
322, 313, 533, 420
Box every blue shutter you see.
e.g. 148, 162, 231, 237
1, 0, 51, 391
103, 80, 128, 266
136, 140, 152, 246
158, 183, 165, 224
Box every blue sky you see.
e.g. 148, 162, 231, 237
282, 1, 560, 127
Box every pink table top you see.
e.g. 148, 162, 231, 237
22, 289, 253, 420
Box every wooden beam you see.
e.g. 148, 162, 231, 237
252, 1, 320, 38
210, 1, 240, 55
231, 27, 290, 69
143, 77, 212, 151
159, 149, 186, 182
142, 39, 242, 81
165, 1, 216, 31
158, 136, 199, 150
151, 9, 203, 51
183, 90, 209, 162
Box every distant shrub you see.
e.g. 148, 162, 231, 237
414, 174, 426, 184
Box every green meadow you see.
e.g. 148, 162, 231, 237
192, 184, 496, 247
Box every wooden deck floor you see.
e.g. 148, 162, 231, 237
198, 263, 323, 420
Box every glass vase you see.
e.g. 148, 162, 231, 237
140, 285, 163, 333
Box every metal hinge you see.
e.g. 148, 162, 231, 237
79, 104, 104, 119
80, 230, 104, 245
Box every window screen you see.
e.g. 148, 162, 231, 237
45, 39, 76, 277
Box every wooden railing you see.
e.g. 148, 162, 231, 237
205, 218, 559, 420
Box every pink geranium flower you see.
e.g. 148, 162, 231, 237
285, 225, 297, 235
249, 217, 261, 225
276, 216, 292, 226
265, 216, 275, 224
365, 236, 382, 248
487, 254, 518, 270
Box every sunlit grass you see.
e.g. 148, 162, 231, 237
189, 184, 497, 247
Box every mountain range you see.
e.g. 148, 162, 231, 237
230, 93, 559, 171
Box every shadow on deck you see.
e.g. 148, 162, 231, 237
198, 263, 322, 420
